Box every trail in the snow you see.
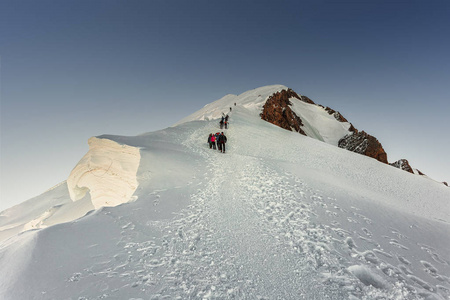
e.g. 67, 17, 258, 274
148, 121, 350, 299
194, 153, 306, 298
153, 121, 442, 300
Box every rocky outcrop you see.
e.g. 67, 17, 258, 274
322, 106, 358, 133
390, 159, 414, 174
260, 89, 306, 135
260, 88, 441, 175
338, 131, 388, 164
299, 95, 315, 104
261, 89, 387, 163
416, 169, 426, 176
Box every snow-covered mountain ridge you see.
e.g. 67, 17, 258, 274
180, 85, 429, 178
0, 85, 449, 299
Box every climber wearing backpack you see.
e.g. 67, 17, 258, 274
218, 132, 227, 153
214, 132, 222, 152
208, 134, 213, 149
210, 133, 216, 150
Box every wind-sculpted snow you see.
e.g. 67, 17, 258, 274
1, 85, 449, 299
67, 137, 141, 209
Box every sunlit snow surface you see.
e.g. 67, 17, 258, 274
0, 85, 449, 299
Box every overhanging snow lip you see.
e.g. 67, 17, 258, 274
67, 137, 141, 209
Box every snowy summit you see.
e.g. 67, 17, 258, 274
0, 85, 449, 300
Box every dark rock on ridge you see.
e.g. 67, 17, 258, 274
299, 95, 315, 105
389, 159, 414, 174
261, 88, 447, 183
260, 89, 307, 135
260, 88, 446, 178
416, 169, 426, 176
338, 131, 388, 164
321, 106, 358, 133
261, 88, 388, 164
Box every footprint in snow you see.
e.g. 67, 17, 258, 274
345, 237, 357, 249
398, 255, 411, 265
347, 265, 389, 289
352, 212, 373, 224
325, 210, 338, 217
310, 195, 323, 202
389, 227, 408, 240
347, 217, 359, 224
389, 239, 409, 250
122, 222, 135, 230
398, 264, 413, 275
407, 274, 434, 292
333, 205, 344, 212
419, 243, 449, 265
421, 260, 441, 279
373, 249, 392, 258
357, 235, 379, 247
361, 228, 372, 237
331, 227, 351, 238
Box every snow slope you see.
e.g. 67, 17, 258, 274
1, 85, 449, 300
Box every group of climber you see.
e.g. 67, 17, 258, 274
208, 132, 227, 153
219, 114, 229, 129
207, 107, 236, 153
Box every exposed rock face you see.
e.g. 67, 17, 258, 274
260, 87, 445, 181
261, 89, 387, 164
299, 95, 315, 104
338, 131, 388, 164
443, 182, 448, 187
259, 87, 444, 180
323, 106, 348, 122
260, 89, 306, 135
416, 169, 426, 176
322, 106, 358, 133
390, 159, 414, 174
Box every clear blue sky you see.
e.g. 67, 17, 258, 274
1, 0, 449, 210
